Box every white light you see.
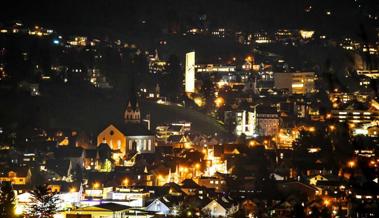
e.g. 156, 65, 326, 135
185, 52, 195, 93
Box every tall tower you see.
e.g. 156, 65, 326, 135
124, 100, 141, 123
185, 51, 195, 93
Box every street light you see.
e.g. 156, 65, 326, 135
93, 182, 100, 189
348, 160, 356, 168
123, 178, 129, 186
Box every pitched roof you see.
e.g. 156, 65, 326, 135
95, 203, 131, 211
0, 167, 30, 177
181, 179, 201, 189
55, 147, 83, 158
115, 123, 154, 136
46, 159, 71, 177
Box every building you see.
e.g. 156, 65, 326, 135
331, 100, 379, 124
185, 51, 196, 93
0, 167, 31, 185
64, 203, 153, 218
274, 72, 316, 94
224, 110, 257, 138
256, 106, 280, 137
202, 198, 239, 217
97, 100, 155, 157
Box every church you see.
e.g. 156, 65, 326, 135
97, 100, 155, 157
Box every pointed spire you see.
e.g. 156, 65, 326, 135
144, 166, 148, 174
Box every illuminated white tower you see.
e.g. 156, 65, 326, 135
185, 51, 195, 93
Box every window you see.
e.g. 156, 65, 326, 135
129, 141, 133, 150
117, 140, 121, 150
148, 140, 152, 150
110, 130, 114, 136
143, 140, 147, 150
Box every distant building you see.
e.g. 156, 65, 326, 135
185, 51, 196, 93
331, 100, 379, 124
0, 167, 31, 185
256, 106, 280, 137
224, 110, 257, 138
274, 72, 316, 94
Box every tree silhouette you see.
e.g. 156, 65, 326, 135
0, 182, 16, 218
26, 185, 60, 218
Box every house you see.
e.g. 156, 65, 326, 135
54, 147, 84, 170
0, 167, 31, 185
309, 174, 328, 185
167, 135, 192, 149
145, 198, 171, 215
202, 198, 239, 217
46, 159, 72, 181
180, 179, 201, 196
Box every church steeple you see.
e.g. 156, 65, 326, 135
124, 100, 140, 123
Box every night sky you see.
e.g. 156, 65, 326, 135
1, 0, 378, 39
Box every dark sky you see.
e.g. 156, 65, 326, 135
1, 0, 378, 39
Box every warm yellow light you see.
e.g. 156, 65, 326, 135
123, 178, 129, 186
308, 127, 315, 132
214, 97, 224, 108
326, 113, 332, 119
329, 125, 335, 131
349, 123, 355, 128
324, 199, 330, 206
70, 187, 76, 192
93, 182, 100, 189
249, 141, 256, 147
194, 97, 204, 107
348, 160, 355, 168
245, 56, 254, 63
195, 163, 200, 169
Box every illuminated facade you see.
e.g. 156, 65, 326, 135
225, 110, 257, 138
97, 101, 155, 158
274, 72, 316, 94
185, 51, 196, 93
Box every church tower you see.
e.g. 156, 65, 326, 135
124, 100, 141, 123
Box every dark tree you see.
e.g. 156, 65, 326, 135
319, 206, 332, 218
293, 202, 305, 218
163, 54, 183, 98
72, 164, 83, 183
0, 182, 16, 218
26, 185, 59, 218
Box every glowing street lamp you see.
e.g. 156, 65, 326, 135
329, 125, 335, 131
214, 97, 225, 108
324, 199, 330, 207
93, 182, 100, 189
123, 178, 129, 186
348, 160, 356, 168
249, 140, 257, 147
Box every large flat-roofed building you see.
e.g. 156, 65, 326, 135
274, 72, 316, 94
